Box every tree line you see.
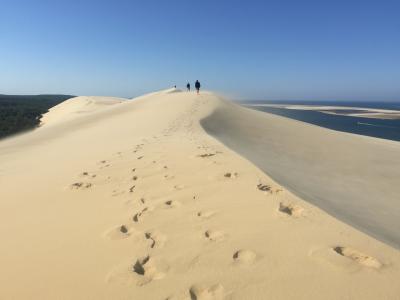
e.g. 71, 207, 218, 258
0, 94, 74, 139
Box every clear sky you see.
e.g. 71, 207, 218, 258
1, 0, 399, 100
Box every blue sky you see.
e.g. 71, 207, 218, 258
0, 0, 399, 100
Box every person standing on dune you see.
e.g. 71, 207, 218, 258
186, 82, 190, 91
195, 80, 201, 94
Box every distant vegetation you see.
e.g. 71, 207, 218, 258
0, 94, 74, 139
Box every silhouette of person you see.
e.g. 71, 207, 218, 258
195, 80, 201, 94
186, 83, 190, 91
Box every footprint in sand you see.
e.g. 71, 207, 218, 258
98, 160, 111, 168
278, 202, 304, 217
104, 224, 137, 240
233, 250, 257, 265
70, 182, 92, 190
204, 230, 226, 242
164, 174, 175, 180
145, 230, 167, 249
165, 200, 181, 208
332, 246, 382, 269
198, 153, 216, 158
197, 211, 216, 220
107, 255, 168, 287
137, 156, 144, 160
257, 183, 271, 192
132, 146, 144, 153
310, 246, 383, 271
189, 284, 225, 300
133, 207, 152, 222
132, 255, 168, 285
80, 171, 96, 178
173, 184, 185, 190
128, 185, 136, 193
224, 172, 238, 179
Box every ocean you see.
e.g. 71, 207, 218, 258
242, 101, 400, 142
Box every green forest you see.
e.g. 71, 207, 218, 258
0, 94, 74, 139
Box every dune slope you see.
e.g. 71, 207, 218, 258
202, 101, 400, 249
0, 90, 399, 300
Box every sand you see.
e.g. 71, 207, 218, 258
202, 101, 400, 249
0, 89, 399, 299
40, 96, 126, 126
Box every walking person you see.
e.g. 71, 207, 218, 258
186, 82, 190, 91
195, 80, 201, 94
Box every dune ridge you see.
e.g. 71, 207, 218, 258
0, 89, 399, 299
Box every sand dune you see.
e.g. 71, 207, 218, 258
0, 89, 399, 299
40, 96, 126, 126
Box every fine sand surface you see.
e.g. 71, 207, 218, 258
1, 89, 400, 299
40, 96, 126, 126
202, 102, 400, 249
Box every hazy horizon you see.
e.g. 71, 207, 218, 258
1, 92, 400, 103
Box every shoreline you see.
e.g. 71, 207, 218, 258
244, 103, 400, 142
244, 103, 400, 119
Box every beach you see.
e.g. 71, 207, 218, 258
1, 89, 400, 299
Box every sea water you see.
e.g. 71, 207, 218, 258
242, 101, 400, 142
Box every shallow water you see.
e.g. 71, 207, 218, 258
242, 101, 400, 142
